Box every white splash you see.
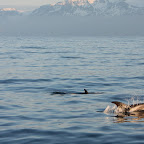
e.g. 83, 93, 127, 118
104, 105, 117, 114
125, 95, 142, 106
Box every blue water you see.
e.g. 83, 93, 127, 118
0, 36, 144, 144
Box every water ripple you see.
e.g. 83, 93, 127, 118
21, 46, 47, 49
0, 36, 144, 144
0, 79, 52, 84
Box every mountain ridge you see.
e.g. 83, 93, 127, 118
32, 0, 144, 16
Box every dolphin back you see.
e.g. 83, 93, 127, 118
112, 101, 144, 113
111, 101, 130, 113
111, 101, 128, 108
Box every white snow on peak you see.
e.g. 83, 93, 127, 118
0, 8, 17, 11
0, 8, 22, 16
67, 0, 95, 4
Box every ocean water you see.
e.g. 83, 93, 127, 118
0, 36, 144, 144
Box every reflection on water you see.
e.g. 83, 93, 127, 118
113, 111, 144, 123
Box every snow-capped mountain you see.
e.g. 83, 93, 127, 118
32, 0, 144, 16
0, 8, 22, 16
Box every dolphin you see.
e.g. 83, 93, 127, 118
112, 101, 144, 113
52, 89, 103, 95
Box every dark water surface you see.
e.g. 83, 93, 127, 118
0, 36, 144, 144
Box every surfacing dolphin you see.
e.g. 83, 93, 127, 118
112, 101, 144, 113
52, 89, 103, 95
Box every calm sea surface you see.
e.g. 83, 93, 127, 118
0, 36, 144, 144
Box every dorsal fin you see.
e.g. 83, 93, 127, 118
84, 89, 88, 94
112, 101, 128, 108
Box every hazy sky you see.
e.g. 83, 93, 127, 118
0, 0, 61, 6
0, 0, 144, 7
